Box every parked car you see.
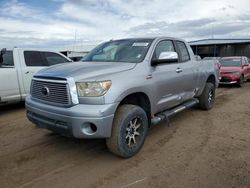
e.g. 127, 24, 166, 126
0, 48, 72, 105
26, 37, 219, 158
219, 56, 250, 86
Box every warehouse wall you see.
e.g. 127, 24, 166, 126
218, 44, 250, 58
191, 43, 250, 58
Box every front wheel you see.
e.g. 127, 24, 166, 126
198, 82, 215, 110
237, 75, 244, 87
106, 104, 148, 158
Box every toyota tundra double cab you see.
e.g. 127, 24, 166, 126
26, 37, 219, 158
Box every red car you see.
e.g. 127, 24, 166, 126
219, 56, 250, 86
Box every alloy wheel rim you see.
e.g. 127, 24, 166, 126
208, 89, 214, 104
125, 117, 143, 148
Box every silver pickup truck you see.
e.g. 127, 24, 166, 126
26, 37, 219, 158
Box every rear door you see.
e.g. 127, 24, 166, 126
0, 51, 21, 102
175, 41, 198, 101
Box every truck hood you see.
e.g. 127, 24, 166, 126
220, 66, 242, 73
35, 61, 137, 81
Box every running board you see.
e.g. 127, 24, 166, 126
151, 99, 199, 126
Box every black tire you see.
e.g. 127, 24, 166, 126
236, 75, 244, 87
198, 82, 215, 110
106, 104, 148, 158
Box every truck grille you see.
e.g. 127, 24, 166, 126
31, 79, 70, 106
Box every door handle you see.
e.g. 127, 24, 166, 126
176, 68, 183, 73
25, 71, 34, 74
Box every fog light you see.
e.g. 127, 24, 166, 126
81, 123, 97, 135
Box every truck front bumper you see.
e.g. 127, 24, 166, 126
25, 95, 119, 138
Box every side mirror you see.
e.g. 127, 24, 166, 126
217, 63, 222, 69
0, 48, 6, 64
195, 55, 201, 61
0, 48, 6, 55
151, 52, 178, 66
242, 64, 248, 69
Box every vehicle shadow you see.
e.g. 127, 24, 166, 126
0, 102, 25, 115
218, 82, 250, 89
39, 131, 110, 160
219, 84, 239, 88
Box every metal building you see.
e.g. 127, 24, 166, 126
189, 39, 250, 59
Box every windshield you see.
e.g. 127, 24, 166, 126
220, 58, 242, 67
82, 39, 153, 63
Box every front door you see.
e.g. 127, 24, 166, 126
151, 40, 184, 112
20, 50, 70, 94
0, 51, 20, 102
19, 50, 45, 95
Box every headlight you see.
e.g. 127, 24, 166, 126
76, 81, 112, 97
232, 72, 240, 77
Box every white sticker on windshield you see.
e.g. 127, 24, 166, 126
136, 54, 142, 58
132, 42, 149, 47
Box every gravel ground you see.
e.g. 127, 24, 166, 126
0, 84, 250, 188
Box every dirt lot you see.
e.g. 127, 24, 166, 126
1, 84, 250, 188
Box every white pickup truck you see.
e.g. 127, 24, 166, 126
0, 48, 72, 105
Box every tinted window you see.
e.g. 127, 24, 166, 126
1, 51, 14, 66
24, 51, 44, 66
176, 41, 190, 62
153, 40, 176, 59
42, 52, 68, 66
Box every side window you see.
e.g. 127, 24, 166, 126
24, 51, 44, 66
42, 52, 69, 66
176, 41, 190, 62
153, 40, 176, 59
1, 51, 14, 66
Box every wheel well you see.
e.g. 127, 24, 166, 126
119, 93, 151, 125
207, 75, 216, 86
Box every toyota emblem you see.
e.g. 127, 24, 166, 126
41, 86, 50, 96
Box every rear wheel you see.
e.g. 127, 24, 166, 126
106, 104, 148, 158
198, 82, 215, 110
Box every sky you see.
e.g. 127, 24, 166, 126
0, 0, 250, 49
